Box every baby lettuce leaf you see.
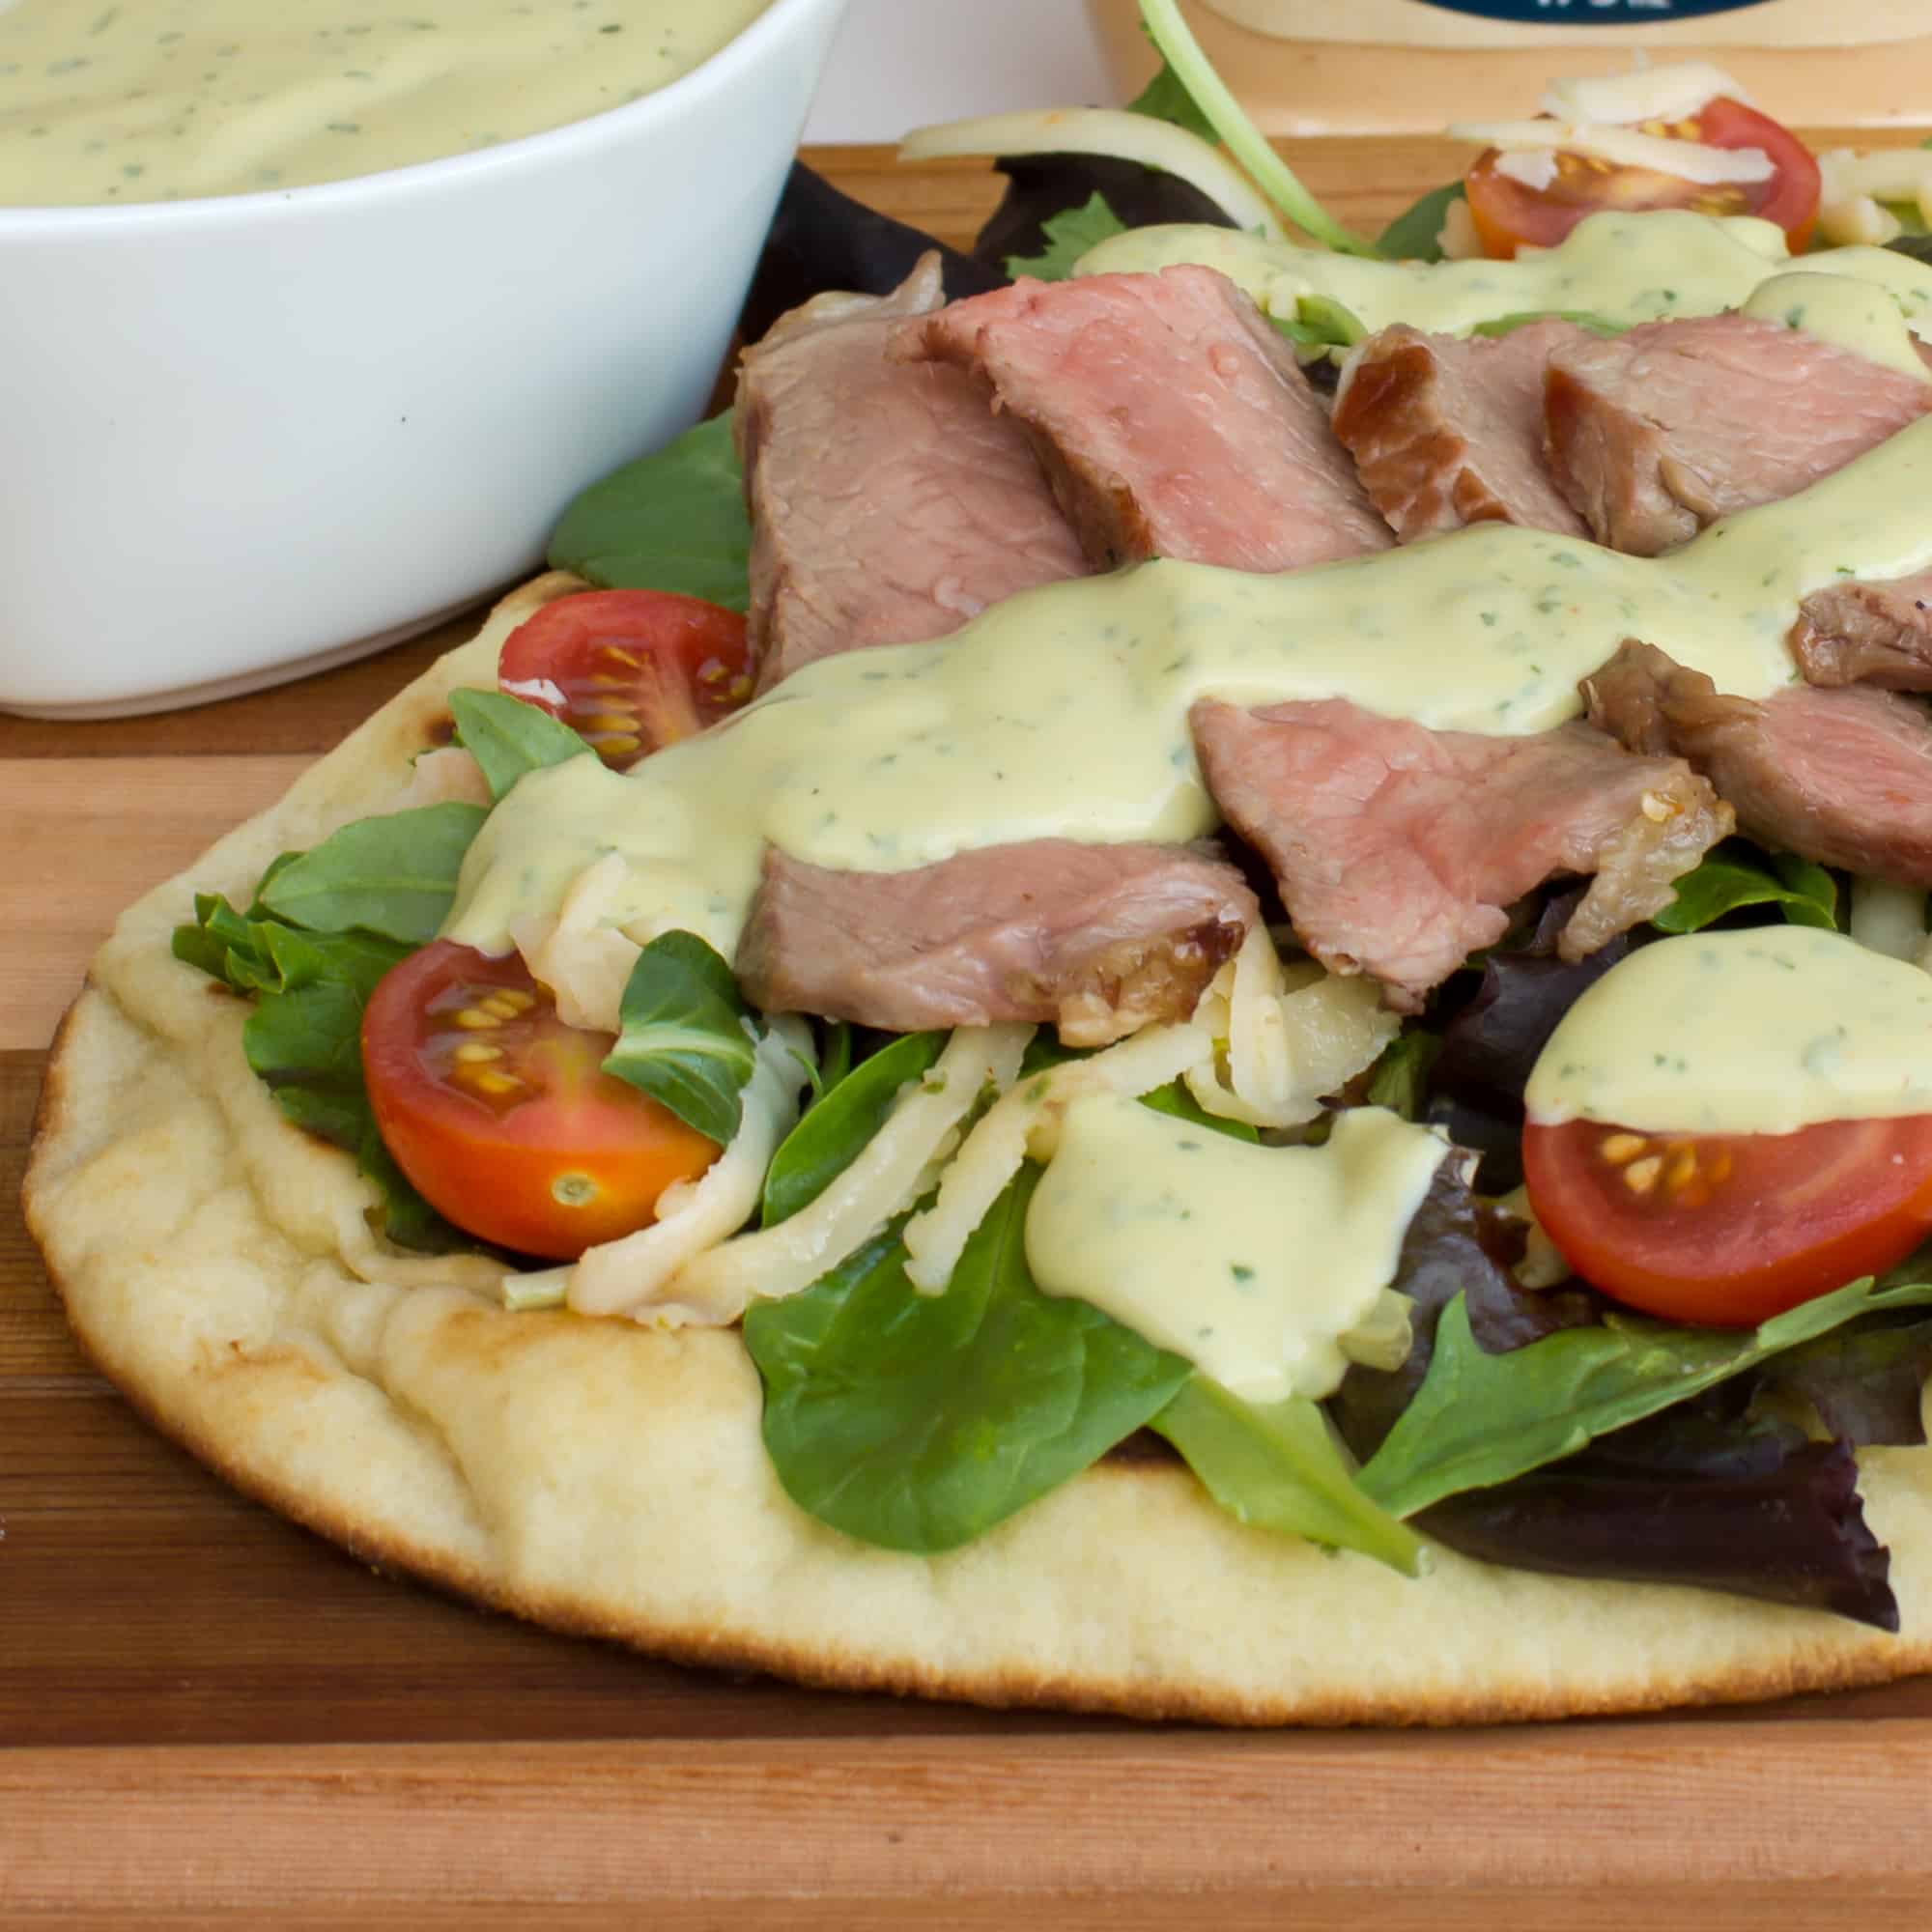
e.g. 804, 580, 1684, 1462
1125, 53, 1218, 142
1005, 191, 1129, 281
1469, 310, 1626, 338
1152, 1378, 1426, 1576
545, 412, 752, 611
760, 1030, 948, 1227
1359, 1274, 1932, 1519
745, 1169, 1192, 1553
446, 688, 592, 803
1750, 1316, 1932, 1448
814, 1020, 854, 1095
1364, 1032, 1440, 1122
1288, 294, 1367, 348
171, 891, 466, 1252
175, 895, 407, 1005
1377, 181, 1463, 263
603, 931, 758, 1144
254, 802, 487, 946
1652, 842, 1839, 934
1416, 1409, 1894, 1628
1138, 1076, 1260, 1141
974, 154, 1237, 280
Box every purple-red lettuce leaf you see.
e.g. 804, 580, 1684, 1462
738, 162, 1008, 345
1417, 1406, 1894, 1629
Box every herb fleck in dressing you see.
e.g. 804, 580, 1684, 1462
0, 0, 772, 206
1526, 929, 1932, 1137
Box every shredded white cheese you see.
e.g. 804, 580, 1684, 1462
1448, 118, 1773, 187
641, 1023, 1032, 1324
901, 1021, 1212, 1294
1538, 62, 1747, 128
1183, 928, 1398, 1132
1493, 150, 1559, 194
1817, 147, 1932, 249
562, 1016, 815, 1323
1435, 195, 1485, 263
1849, 876, 1931, 963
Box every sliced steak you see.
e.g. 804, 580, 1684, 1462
1790, 566, 1932, 691
891, 265, 1393, 573
735, 840, 1258, 1044
1544, 312, 1932, 555
1582, 638, 1932, 884
1191, 696, 1729, 1009
733, 253, 1088, 694
1331, 321, 1589, 542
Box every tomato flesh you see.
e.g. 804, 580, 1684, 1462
362, 940, 719, 1260
1464, 98, 1821, 259
497, 588, 753, 771
1521, 1114, 1932, 1326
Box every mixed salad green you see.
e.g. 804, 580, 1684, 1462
172, 6, 1932, 1630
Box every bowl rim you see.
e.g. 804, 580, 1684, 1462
0, 0, 848, 232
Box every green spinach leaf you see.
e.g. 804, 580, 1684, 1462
815, 1021, 854, 1095
1137, 1074, 1260, 1142
1359, 1275, 1932, 1518
1469, 310, 1625, 338
447, 687, 592, 802
1364, 1032, 1440, 1122
1005, 191, 1129, 280
1153, 1378, 1426, 1575
603, 930, 758, 1143
1376, 180, 1463, 263
761, 1030, 947, 1227
254, 802, 487, 945
745, 1169, 1192, 1553
1653, 842, 1839, 935
172, 892, 467, 1252
546, 413, 752, 611
1125, 54, 1217, 142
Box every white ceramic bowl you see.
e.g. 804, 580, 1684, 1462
0, 0, 849, 717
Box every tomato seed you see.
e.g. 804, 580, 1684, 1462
1623, 1154, 1663, 1195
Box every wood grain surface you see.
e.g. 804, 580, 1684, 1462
8, 134, 1932, 1928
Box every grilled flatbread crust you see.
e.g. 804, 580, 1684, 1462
25, 575, 1932, 1725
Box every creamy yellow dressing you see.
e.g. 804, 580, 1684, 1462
1741, 271, 1932, 383
1024, 1095, 1446, 1403
0, 0, 771, 206
1526, 930, 1932, 1136
1078, 210, 1932, 344
445, 415, 1932, 964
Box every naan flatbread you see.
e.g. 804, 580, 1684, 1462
26, 574, 1932, 1724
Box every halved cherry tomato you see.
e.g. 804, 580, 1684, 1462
497, 588, 753, 771
1521, 1114, 1932, 1327
362, 940, 719, 1260
1464, 98, 1821, 259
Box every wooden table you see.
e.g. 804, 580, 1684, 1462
10, 137, 1932, 1929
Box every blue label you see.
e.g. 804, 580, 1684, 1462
1412, 0, 1771, 21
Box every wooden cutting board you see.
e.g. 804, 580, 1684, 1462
10, 137, 1932, 1929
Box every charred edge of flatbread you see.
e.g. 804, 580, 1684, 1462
20, 573, 1932, 1729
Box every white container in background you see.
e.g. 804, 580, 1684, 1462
1089, 0, 1932, 133
0, 0, 849, 717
